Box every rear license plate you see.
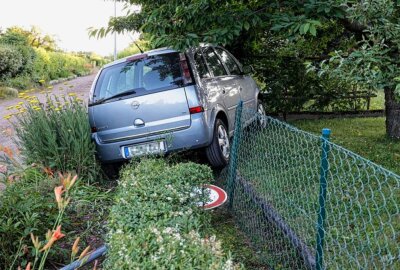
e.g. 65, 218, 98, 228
123, 141, 166, 158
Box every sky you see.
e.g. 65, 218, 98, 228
0, 0, 138, 55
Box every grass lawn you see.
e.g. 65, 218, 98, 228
291, 117, 400, 175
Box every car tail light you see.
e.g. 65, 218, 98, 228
179, 53, 193, 84
91, 126, 97, 133
189, 106, 204, 114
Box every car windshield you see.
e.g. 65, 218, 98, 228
93, 52, 184, 101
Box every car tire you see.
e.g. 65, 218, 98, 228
206, 119, 230, 168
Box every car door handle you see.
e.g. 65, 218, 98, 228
239, 87, 243, 92
222, 88, 226, 94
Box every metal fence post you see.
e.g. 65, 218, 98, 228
315, 128, 331, 270
227, 100, 243, 208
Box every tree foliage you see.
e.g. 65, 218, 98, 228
93, 0, 400, 137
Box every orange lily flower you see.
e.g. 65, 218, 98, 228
54, 185, 65, 208
59, 172, 78, 190
2, 146, 13, 158
41, 225, 65, 251
43, 167, 54, 177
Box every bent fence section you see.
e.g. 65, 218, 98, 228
225, 101, 399, 269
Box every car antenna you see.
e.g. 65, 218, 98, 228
133, 41, 144, 54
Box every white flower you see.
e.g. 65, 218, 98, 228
223, 259, 233, 270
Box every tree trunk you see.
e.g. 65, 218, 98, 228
384, 87, 400, 139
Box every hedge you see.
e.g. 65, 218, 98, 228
105, 159, 242, 270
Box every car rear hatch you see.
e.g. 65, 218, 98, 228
90, 51, 194, 143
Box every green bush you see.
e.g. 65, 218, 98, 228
32, 48, 91, 82
105, 159, 241, 269
0, 86, 18, 99
0, 167, 113, 269
0, 168, 58, 268
4, 74, 34, 90
0, 45, 24, 79
14, 95, 99, 181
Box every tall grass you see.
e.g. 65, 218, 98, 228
14, 95, 99, 181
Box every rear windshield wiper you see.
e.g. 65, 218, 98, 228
89, 89, 139, 106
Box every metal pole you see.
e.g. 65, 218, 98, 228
113, 0, 117, 61
227, 100, 243, 208
315, 128, 331, 270
59, 245, 107, 270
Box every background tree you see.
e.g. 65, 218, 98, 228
91, 0, 400, 139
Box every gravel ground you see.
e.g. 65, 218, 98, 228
0, 73, 97, 163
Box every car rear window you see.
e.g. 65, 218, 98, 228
93, 52, 184, 101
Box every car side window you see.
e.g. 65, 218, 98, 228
214, 47, 241, 76
203, 48, 227, 77
194, 52, 210, 79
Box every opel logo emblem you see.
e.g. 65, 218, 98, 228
131, 101, 140, 110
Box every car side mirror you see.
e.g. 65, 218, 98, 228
242, 65, 254, 75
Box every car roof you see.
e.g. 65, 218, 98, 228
102, 47, 178, 69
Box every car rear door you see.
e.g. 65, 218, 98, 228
214, 47, 257, 111
90, 52, 192, 143
202, 47, 241, 126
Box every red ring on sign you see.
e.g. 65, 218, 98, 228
202, 184, 227, 210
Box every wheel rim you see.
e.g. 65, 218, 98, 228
258, 103, 266, 116
217, 125, 230, 159
257, 103, 267, 127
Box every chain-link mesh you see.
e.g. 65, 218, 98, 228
223, 103, 400, 269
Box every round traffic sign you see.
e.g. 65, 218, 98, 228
195, 184, 227, 210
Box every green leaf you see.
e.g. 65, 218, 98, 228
309, 25, 317, 36
304, 23, 310, 34
187, 33, 198, 38
244, 21, 250, 31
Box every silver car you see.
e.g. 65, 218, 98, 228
88, 45, 264, 167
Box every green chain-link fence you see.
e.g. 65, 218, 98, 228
225, 101, 399, 269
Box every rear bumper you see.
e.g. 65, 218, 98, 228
93, 113, 210, 163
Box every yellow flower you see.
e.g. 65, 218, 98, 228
18, 102, 24, 105
3, 115, 12, 120
29, 100, 39, 104
39, 79, 45, 84
55, 108, 61, 111
6, 106, 14, 110
68, 93, 77, 96
34, 107, 41, 111
40, 91, 45, 94
47, 86, 53, 89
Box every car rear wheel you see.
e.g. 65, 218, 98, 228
206, 119, 230, 168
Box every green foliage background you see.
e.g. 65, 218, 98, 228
91, 0, 400, 113
0, 27, 94, 90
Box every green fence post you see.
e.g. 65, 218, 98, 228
227, 100, 243, 208
315, 128, 331, 270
